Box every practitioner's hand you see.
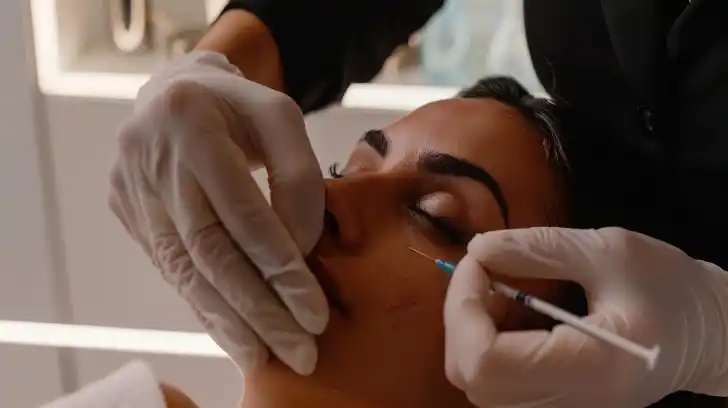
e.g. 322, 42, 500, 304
444, 227, 728, 408
109, 51, 328, 375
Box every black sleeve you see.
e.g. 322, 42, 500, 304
222, 0, 443, 113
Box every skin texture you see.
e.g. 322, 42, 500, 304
240, 98, 576, 408
195, 10, 285, 91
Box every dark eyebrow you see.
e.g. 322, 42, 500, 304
418, 152, 510, 227
357, 129, 509, 226
359, 129, 389, 156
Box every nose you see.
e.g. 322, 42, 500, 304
322, 174, 405, 251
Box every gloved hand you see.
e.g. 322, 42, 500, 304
444, 227, 728, 408
108, 51, 329, 375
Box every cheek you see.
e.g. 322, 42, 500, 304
319, 244, 451, 318
315, 230, 452, 365
313, 240, 458, 403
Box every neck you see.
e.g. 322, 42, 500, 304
240, 363, 386, 408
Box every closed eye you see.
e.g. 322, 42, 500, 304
408, 202, 467, 246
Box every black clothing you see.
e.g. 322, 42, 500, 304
223, 0, 444, 112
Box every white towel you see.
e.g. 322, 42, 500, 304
41, 360, 166, 408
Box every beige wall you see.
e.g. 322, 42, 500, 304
0, 0, 66, 405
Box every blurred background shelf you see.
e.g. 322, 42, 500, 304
31, 0, 546, 110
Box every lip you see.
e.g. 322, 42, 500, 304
306, 255, 347, 314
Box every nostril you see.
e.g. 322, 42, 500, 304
324, 209, 340, 237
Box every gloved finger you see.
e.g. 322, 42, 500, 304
168, 83, 328, 336
227, 81, 325, 255
445, 256, 626, 405
143, 153, 320, 375
107, 188, 138, 249
465, 227, 608, 291
135, 52, 242, 111
185, 220, 320, 375
112, 127, 270, 371
444, 256, 497, 390
138, 52, 325, 253
461, 319, 626, 407
107, 159, 154, 260
153, 231, 269, 373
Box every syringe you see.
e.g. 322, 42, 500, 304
408, 247, 661, 370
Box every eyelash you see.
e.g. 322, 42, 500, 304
329, 163, 344, 179
328, 163, 464, 244
408, 204, 466, 245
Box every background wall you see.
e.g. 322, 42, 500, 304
0, 0, 67, 405
0, 1, 401, 406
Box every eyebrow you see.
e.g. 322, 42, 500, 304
360, 129, 510, 226
360, 129, 389, 156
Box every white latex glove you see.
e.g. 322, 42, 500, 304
41, 361, 165, 408
109, 51, 328, 375
444, 227, 728, 408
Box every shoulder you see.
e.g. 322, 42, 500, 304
524, 0, 728, 169
664, 0, 728, 169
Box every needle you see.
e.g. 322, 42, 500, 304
407, 246, 661, 370
408, 247, 437, 262
408, 247, 457, 274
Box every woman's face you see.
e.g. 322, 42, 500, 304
244, 98, 571, 408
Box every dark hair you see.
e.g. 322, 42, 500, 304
457, 76, 724, 408
458, 77, 571, 225
458, 76, 569, 172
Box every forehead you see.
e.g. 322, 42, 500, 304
382, 98, 549, 172
378, 97, 562, 225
